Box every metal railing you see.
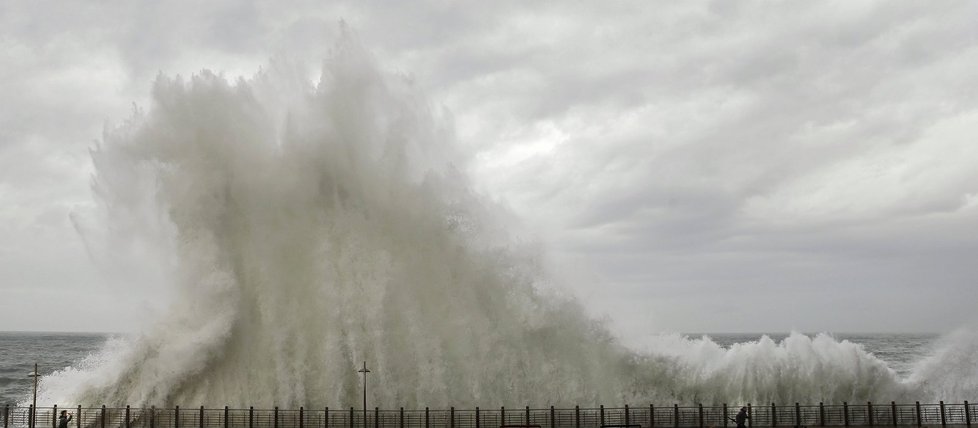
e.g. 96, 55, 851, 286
2, 402, 975, 428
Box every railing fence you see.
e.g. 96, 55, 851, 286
2, 403, 975, 428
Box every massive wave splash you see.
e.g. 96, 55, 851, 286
37, 34, 978, 409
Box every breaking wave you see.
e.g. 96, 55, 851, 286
36, 34, 978, 409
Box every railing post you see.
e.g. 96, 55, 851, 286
101, 405, 106, 428
551, 406, 556, 428
28, 405, 33, 428
274, 407, 279, 428
965, 401, 971, 428
4, 405, 8, 428
126, 405, 131, 428
868, 402, 874, 427
450, 407, 455, 428
248, 406, 253, 428
772, 403, 777, 427
225, 406, 229, 428
400, 408, 405, 428
843, 402, 849, 427
300, 407, 305, 428
795, 403, 801, 428
575, 406, 580, 428
698, 404, 703, 428
375, 408, 379, 428
54, 405, 58, 428
325, 407, 330, 428
651, 404, 655, 428
674, 404, 679, 428
201, 406, 205, 428
747, 404, 752, 428
915, 402, 921, 428
350, 408, 354, 428
77, 406, 81, 428
151, 406, 156, 428
527, 406, 531, 426
177, 406, 181, 428
723, 404, 728, 428
601, 406, 606, 427
627, 405, 631, 427
425, 407, 429, 428
819, 403, 824, 427
940, 401, 946, 428
891, 402, 897, 427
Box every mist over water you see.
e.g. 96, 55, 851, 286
36, 36, 978, 409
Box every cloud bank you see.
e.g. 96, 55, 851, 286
1, 1, 977, 337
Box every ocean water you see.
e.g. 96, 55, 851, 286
0, 332, 938, 407
0, 332, 109, 406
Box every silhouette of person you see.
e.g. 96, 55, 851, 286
735, 407, 749, 428
58, 410, 72, 428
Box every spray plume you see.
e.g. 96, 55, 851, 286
38, 34, 978, 409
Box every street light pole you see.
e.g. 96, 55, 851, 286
28, 363, 40, 428
358, 361, 370, 428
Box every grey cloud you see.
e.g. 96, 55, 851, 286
2, 1, 978, 335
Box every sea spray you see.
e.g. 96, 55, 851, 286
907, 328, 978, 400
48, 36, 633, 408
38, 35, 978, 408
630, 333, 905, 404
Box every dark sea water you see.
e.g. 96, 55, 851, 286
0, 331, 937, 407
0, 332, 110, 406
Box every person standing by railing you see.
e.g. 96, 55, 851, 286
57, 410, 72, 428
734, 407, 749, 428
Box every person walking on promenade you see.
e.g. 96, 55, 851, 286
734, 407, 749, 428
58, 410, 72, 428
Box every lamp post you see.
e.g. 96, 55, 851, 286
27, 363, 40, 428
358, 361, 370, 428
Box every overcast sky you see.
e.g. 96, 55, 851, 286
2, 1, 977, 341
